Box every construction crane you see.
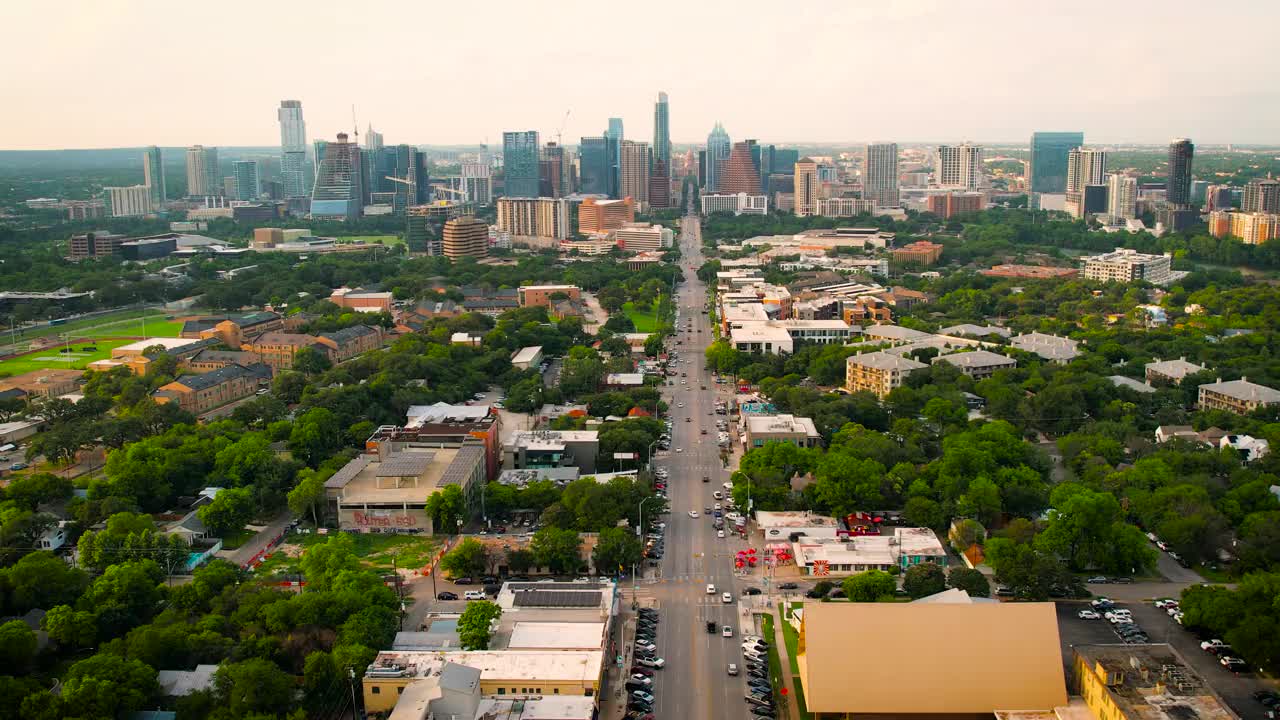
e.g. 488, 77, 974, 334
555, 110, 570, 146
430, 184, 467, 199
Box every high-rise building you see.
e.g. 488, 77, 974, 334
578, 137, 610, 196
648, 158, 671, 209
540, 143, 566, 198
496, 197, 572, 240
705, 122, 731, 192
1243, 177, 1280, 214
1106, 173, 1138, 220
1065, 147, 1108, 218
653, 92, 670, 169
233, 161, 262, 201
720, 140, 761, 196
502, 131, 540, 198
104, 185, 153, 217
578, 197, 635, 234
310, 133, 363, 221
389, 145, 430, 207
1167, 138, 1195, 207
794, 158, 819, 217
619, 140, 651, 205
935, 144, 983, 189
605, 118, 624, 198
364, 124, 384, 152
143, 146, 166, 205
461, 162, 493, 205
864, 143, 900, 207
1204, 184, 1234, 213
442, 216, 489, 259
278, 100, 308, 198
1028, 132, 1084, 194
185, 145, 220, 197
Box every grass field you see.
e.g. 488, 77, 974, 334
341, 234, 402, 246
253, 531, 441, 578
9, 309, 181, 344
775, 609, 814, 720
0, 337, 136, 375
623, 302, 659, 333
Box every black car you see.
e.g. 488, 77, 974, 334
747, 679, 771, 688
751, 707, 776, 718
480, 576, 497, 584
805, 588, 826, 598
638, 609, 658, 616
743, 587, 762, 595
628, 701, 653, 713
436, 591, 458, 600
452, 577, 474, 585
777, 582, 798, 590
1253, 690, 1280, 707
706, 621, 717, 634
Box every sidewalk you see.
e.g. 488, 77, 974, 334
770, 605, 801, 720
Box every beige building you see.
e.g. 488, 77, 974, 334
845, 351, 927, 398
743, 414, 821, 449
797, 601, 1067, 717
1198, 377, 1280, 415
1079, 248, 1173, 285
0, 369, 83, 399
619, 140, 650, 206
1072, 644, 1235, 720
933, 349, 1017, 379
442, 216, 489, 260
794, 158, 819, 216
1145, 357, 1207, 385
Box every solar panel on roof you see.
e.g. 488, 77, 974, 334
375, 453, 435, 477
512, 590, 602, 608
324, 455, 372, 488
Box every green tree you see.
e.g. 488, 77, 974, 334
287, 407, 342, 466
902, 562, 947, 598
643, 333, 665, 357
842, 569, 897, 602
947, 567, 991, 597
0, 620, 37, 671
42, 604, 97, 648
197, 487, 255, 536
339, 606, 398, 650
592, 527, 643, 576
60, 653, 158, 720
507, 548, 536, 574
293, 346, 333, 375
299, 533, 361, 591
1, 550, 88, 613
213, 658, 296, 718
530, 527, 583, 574
440, 538, 489, 579
457, 600, 503, 650
903, 496, 944, 530
426, 484, 466, 533
287, 468, 327, 526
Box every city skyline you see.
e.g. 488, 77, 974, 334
6, 1, 1280, 150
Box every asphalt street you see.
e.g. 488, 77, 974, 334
602, 209, 771, 720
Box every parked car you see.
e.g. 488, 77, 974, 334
1154, 599, 1179, 609
777, 582, 798, 590
453, 577, 474, 585
636, 657, 665, 669
742, 587, 762, 596
1077, 610, 1101, 620
436, 591, 458, 600
1221, 656, 1249, 673
1200, 639, 1227, 652
1087, 576, 1109, 584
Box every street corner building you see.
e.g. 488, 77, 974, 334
796, 601, 1067, 718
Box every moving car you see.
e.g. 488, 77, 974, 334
777, 582, 798, 590
636, 656, 665, 669
723, 625, 734, 637
463, 590, 486, 600
706, 621, 717, 634
743, 587, 762, 596
722, 592, 733, 603
727, 663, 739, 676
688, 510, 699, 518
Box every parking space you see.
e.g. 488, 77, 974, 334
1054, 601, 1272, 718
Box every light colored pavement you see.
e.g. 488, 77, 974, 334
602, 206, 764, 720
218, 510, 292, 567
770, 605, 800, 720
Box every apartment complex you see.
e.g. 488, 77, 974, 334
618, 140, 650, 205
933, 349, 1017, 379
926, 191, 983, 218
794, 158, 819, 216
502, 131, 540, 198
496, 197, 573, 240
577, 197, 634, 234
1198, 377, 1280, 415
863, 142, 899, 207
1145, 357, 1208, 385
104, 185, 153, 217
1243, 176, 1280, 213
845, 351, 927, 398
1207, 211, 1280, 245
1080, 248, 1174, 284
1008, 332, 1081, 363
442, 216, 489, 259
935, 143, 983, 188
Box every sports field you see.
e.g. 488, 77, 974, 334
342, 234, 402, 246
0, 315, 186, 375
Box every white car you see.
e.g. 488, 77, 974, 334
706, 584, 716, 594
722, 625, 734, 637
717, 530, 725, 538
723, 482, 733, 489
1105, 611, 1132, 623
676, 448, 683, 453
722, 592, 733, 604
1154, 599, 1179, 609
688, 511, 699, 518
713, 491, 723, 500
1077, 610, 1102, 620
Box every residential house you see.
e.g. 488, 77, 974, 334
932, 350, 1016, 379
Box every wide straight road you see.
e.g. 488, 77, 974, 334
618, 207, 761, 720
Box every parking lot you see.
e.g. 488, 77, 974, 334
1054, 600, 1272, 717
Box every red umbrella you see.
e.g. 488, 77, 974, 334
747, 548, 757, 554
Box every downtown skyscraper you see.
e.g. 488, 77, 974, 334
143, 146, 166, 205
705, 122, 731, 192
1028, 132, 1084, 194
185, 145, 220, 197
619, 140, 651, 205
935, 143, 983, 189
1167, 138, 1195, 207
605, 118, 624, 198
653, 92, 670, 170
278, 100, 308, 198
864, 143, 900, 207
502, 131, 541, 198
310, 133, 363, 220
578, 137, 610, 196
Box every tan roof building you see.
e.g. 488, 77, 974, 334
845, 351, 927, 398
797, 602, 1067, 716
0, 369, 83, 399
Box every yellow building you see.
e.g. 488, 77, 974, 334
845, 351, 927, 398
797, 601, 1067, 717
1072, 644, 1234, 720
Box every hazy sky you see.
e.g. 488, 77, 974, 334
7, 0, 1279, 150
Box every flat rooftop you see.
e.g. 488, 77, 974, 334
112, 337, 203, 354
368, 650, 603, 684
1074, 644, 1235, 720
506, 622, 606, 650
329, 448, 458, 504
755, 511, 840, 529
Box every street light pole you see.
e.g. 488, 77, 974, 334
646, 439, 659, 470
